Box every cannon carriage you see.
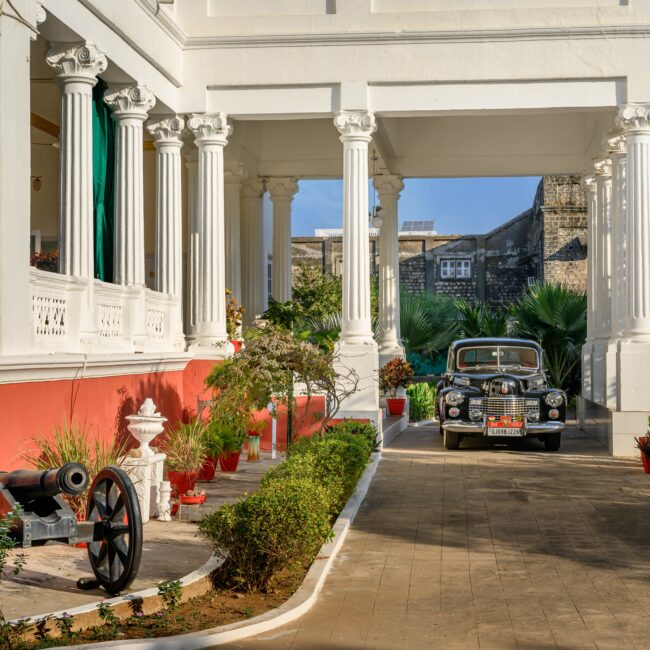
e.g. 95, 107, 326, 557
0, 463, 142, 595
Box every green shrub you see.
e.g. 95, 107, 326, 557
324, 420, 378, 452
199, 476, 331, 592
407, 382, 436, 422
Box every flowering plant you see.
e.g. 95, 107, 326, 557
379, 358, 414, 398
226, 289, 244, 340
30, 249, 59, 272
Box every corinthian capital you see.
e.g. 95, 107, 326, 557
334, 111, 377, 141
616, 104, 650, 133
224, 161, 247, 184
104, 84, 156, 118
582, 174, 597, 194
46, 43, 107, 81
593, 156, 612, 178
146, 116, 185, 144
241, 179, 264, 199
267, 178, 299, 200
603, 128, 626, 157
188, 113, 232, 145
374, 174, 404, 198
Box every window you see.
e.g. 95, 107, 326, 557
457, 346, 539, 371
440, 259, 471, 279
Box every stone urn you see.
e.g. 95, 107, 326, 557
126, 398, 167, 457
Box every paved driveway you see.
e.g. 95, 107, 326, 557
223, 424, 650, 650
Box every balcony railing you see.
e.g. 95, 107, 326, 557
29, 269, 181, 354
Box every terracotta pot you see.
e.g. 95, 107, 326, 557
167, 471, 198, 497
641, 452, 650, 474
219, 450, 242, 473
198, 456, 218, 482
386, 398, 406, 416
231, 340, 243, 353
179, 494, 206, 505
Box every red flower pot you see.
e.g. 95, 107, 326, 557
231, 340, 243, 353
198, 457, 218, 482
168, 471, 198, 498
180, 494, 206, 505
641, 453, 650, 474
219, 450, 242, 473
386, 398, 406, 416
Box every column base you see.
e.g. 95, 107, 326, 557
187, 338, 234, 359
378, 341, 405, 368
577, 395, 647, 457
591, 340, 606, 405
333, 340, 379, 423
581, 342, 593, 401
617, 339, 650, 411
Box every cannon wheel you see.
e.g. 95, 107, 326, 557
86, 466, 143, 595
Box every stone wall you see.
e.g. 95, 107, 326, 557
290, 175, 588, 306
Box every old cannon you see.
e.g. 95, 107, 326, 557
0, 463, 142, 595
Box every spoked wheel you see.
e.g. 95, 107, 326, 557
86, 466, 142, 595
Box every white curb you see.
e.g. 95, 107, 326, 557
47, 451, 381, 649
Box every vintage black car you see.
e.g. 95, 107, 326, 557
437, 338, 566, 451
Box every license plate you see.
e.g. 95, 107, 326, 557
485, 416, 525, 437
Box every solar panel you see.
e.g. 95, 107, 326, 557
400, 220, 435, 232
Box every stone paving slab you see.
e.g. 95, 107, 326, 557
0, 450, 283, 620
222, 424, 650, 650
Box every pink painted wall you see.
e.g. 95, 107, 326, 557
0, 359, 326, 469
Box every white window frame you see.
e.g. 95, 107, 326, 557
440, 258, 472, 279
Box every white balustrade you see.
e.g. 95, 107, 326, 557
28, 268, 180, 353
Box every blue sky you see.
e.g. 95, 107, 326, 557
291, 176, 542, 236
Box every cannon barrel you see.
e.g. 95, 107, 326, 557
0, 462, 89, 499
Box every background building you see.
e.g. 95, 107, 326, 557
292, 176, 588, 305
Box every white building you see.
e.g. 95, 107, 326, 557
1, 0, 649, 462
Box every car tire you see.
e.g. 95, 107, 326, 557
443, 429, 460, 450
544, 432, 561, 452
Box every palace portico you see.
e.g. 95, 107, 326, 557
2, 0, 650, 461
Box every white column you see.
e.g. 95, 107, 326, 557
146, 116, 185, 348
224, 162, 246, 303
581, 174, 597, 402
47, 44, 106, 279
268, 178, 299, 303
335, 111, 376, 346
593, 156, 613, 342
187, 113, 232, 354
608, 133, 628, 342
47, 44, 107, 346
240, 179, 265, 326
333, 111, 380, 422
614, 104, 650, 416
375, 175, 405, 366
0, 4, 40, 354
104, 84, 155, 286
184, 148, 199, 344
617, 105, 650, 341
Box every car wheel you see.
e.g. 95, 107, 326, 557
544, 431, 561, 452
443, 429, 460, 450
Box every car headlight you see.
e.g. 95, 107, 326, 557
445, 390, 464, 406
544, 392, 564, 408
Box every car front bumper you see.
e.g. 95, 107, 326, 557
441, 420, 565, 436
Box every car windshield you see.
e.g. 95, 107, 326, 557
456, 346, 539, 371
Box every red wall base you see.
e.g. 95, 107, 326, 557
0, 359, 326, 470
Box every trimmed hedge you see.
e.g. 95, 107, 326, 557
199, 429, 374, 592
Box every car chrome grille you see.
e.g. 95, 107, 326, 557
484, 397, 535, 417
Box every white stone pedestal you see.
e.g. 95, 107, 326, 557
121, 451, 165, 524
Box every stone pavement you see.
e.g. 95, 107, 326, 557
223, 423, 650, 650
0, 450, 282, 620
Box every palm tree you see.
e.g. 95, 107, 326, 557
510, 283, 587, 393
400, 297, 458, 356
455, 298, 510, 338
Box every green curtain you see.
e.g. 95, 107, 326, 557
92, 79, 115, 282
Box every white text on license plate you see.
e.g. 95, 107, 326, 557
486, 427, 525, 437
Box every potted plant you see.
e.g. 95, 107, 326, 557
379, 358, 414, 416
160, 420, 207, 497
636, 430, 650, 474
197, 422, 224, 482
226, 289, 245, 352
246, 418, 266, 463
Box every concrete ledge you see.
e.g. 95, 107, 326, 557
46, 452, 381, 649
382, 414, 408, 447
